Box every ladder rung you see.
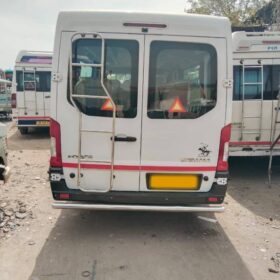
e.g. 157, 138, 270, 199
243, 66, 263, 69
241, 131, 260, 134
72, 94, 108, 99
81, 129, 113, 133
72, 63, 102, 68
243, 82, 263, 85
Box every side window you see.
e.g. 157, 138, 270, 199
16, 71, 24, 91
263, 66, 272, 100
71, 39, 139, 118
233, 66, 242, 100
272, 65, 280, 100
147, 41, 217, 119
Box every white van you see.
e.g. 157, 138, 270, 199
50, 11, 232, 212
230, 32, 280, 156
12, 50, 52, 134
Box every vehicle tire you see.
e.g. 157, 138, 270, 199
19, 127, 28, 135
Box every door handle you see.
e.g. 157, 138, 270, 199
45, 96, 51, 99
112, 136, 137, 142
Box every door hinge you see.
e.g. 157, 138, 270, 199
52, 72, 63, 82
223, 79, 233, 88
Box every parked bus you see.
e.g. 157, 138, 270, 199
230, 31, 280, 156
4, 69, 13, 82
50, 11, 232, 212
0, 69, 5, 93
0, 78, 12, 119
12, 51, 52, 134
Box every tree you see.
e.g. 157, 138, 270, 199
254, 0, 280, 30
275, 0, 280, 28
187, 0, 267, 26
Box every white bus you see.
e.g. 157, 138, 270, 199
49, 11, 232, 212
12, 50, 52, 134
230, 31, 280, 156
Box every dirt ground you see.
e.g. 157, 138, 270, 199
0, 123, 279, 280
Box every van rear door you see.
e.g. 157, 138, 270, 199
60, 33, 144, 192
140, 36, 227, 192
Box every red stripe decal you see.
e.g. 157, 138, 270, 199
62, 162, 216, 172
230, 141, 280, 146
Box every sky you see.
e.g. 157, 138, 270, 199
0, 0, 188, 70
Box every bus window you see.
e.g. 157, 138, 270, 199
16, 71, 51, 92
233, 66, 242, 100
147, 41, 217, 119
71, 39, 139, 118
233, 65, 273, 100
243, 68, 262, 99
272, 65, 280, 99
35, 72, 51, 92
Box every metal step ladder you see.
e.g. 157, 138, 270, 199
240, 65, 264, 141
22, 68, 38, 115
69, 32, 116, 193
268, 87, 280, 185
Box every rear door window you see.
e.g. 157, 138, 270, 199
147, 41, 217, 119
243, 67, 262, 100
71, 39, 139, 118
16, 71, 51, 92
233, 65, 273, 100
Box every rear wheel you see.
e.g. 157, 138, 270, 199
19, 127, 28, 135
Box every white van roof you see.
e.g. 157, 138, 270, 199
232, 31, 280, 53
56, 10, 231, 38
15, 50, 53, 67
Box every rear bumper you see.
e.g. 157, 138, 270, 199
50, 168, 228, 212
17, 118, 50, 127
52, 201, 224, 212
229, 146, 280, 157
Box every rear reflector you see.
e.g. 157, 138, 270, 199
59, 193, 70, 200
123, 23, 167, 28
50, 119, 62, 167
217, 124, 231, 172
208, 197, 218, 203
11, 93, 17, 108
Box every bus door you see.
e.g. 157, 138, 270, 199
140, 36, 227, 192
234, 59, 273, 142
60, 33, 144, 192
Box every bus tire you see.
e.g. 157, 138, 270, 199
19, 127, 28, 135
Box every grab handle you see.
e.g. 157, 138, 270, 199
111, 135, 137, 142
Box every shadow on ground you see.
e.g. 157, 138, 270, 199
228, 157, 280, 221
29, 211, 254, 280
8, 128, 50, 151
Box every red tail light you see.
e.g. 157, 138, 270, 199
50, 118, 62, 167
11, 93, 17, 108
217, 124, 231, 172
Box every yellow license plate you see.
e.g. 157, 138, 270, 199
36, 120, 50, 126
148, 174, 201, 190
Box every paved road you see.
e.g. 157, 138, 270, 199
29, 210, 254, 280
